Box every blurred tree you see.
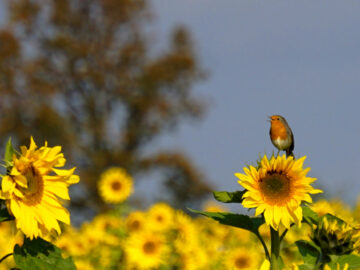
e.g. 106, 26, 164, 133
0, 0, 212, 210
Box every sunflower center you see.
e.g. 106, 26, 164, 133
129, 220, 140, 231
143, 241, 157, 254
156, 215, 164, 222
259, 172, 291, 205
18, 166, 44, 204
234, 256, 250, 268
111, 181, 122, 191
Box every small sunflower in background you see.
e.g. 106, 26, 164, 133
148, 202, 174, 231
98, 167, 133, 204
74, 260, 94, 270
224, 247, 259, 270
235, 154, 322, 230
125, 211, 147, 233
125, 231, 168, 269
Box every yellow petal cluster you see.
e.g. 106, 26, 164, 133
125, 231, 169, 269
98, 167, 133, 204
0, 137, 79, 239
235, 154, 322, 230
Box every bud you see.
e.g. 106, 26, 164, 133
311, 214, 360, 256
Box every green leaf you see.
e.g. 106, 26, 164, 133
13, 237, 76, 270
0, 208, 14, 222
297, 265, 313, 270
213, 190, 246, 203
302, 205, 320, 225
295, 240, 320, 266
188, 208, 264, 234
328, 254, 360, 269
4, 137, 14, 165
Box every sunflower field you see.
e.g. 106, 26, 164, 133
0, 138, 359, 270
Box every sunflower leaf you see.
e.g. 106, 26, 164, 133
188, 208, 264, 234
327, 254, 360, 269
295, 240, 320, 266
4, 137, 14, 165
213, 190, 246, 203
13, 237, 76, 270
297, 265, 313, 270
0, 208, 14, 222
302, 206, 320, 225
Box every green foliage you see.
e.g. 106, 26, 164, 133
213, 190, 245, 203
0, 208, 13, 222
188, 208, 264, 235
327, 254, 360, 269
13, 238, 75, 270
4, 137, 14, 166
295, 240, 321, 268
302, 205, 320, 225
297, 265, 314, 270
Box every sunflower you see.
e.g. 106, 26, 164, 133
224, 247, 259, 269
98, 167, 133, 204
74, 260, 94, 270
148, 202, 174, 231
125, 231, 168, 269
0, 137, 79, 239
324, 263, 349, 270
235, 154, 322, 230
177, 245, 208, 270
311, 216, 360, 255
173, 211, 198, 247
125, 211, 147, 233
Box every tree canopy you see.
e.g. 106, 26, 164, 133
0, 0, 212, 211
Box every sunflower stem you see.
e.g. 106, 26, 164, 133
256, 232, 270, 261
270, 227, 281, 270
279, 228, 288, 243
0, 253, 12, 264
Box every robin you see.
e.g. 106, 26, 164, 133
268, 115, 294, 157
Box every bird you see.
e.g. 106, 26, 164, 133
268, 115, 294, 157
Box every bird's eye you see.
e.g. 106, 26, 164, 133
277, 118, 280, 120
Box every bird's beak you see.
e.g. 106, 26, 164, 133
267, 116, 272, 122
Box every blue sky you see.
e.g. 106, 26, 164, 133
146, 0, 360, 205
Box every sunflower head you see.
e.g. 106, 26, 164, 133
224, 247, 259, 270
0, 137, 79, 239
148, 202, 174, 231
125, 231, 168, 269
311, 215, 360, 256
235, 154, 322, 230
98, 167, 133, 204
125, 211, 147, 233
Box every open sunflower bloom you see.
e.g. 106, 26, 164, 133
235, 154, 322, 230
125, 231, 168, 269
98, 167, 133, 204
0, 137, 79, 239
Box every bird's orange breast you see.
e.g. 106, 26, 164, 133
270, 121, 288, 141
